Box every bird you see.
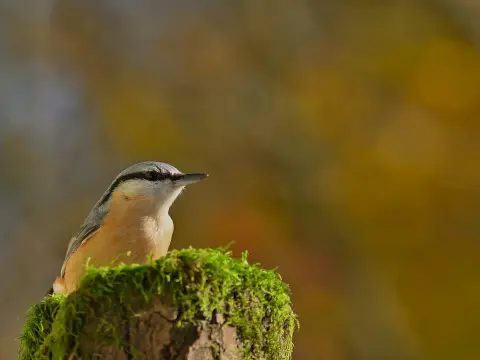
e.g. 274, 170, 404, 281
48, 161, 208, 295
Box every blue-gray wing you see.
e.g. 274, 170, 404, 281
54, 169, 121, 282
59, 199, 109, 278
60, 222, 100, 278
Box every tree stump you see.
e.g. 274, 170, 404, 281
19, 248, 298, 359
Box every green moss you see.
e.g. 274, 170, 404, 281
19, 295, 66, 358
19, 247, 298, 359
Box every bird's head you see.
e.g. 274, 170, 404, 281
96, 161, 208, 216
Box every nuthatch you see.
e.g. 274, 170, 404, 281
49, 161, 208, 295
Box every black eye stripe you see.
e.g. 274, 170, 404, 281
115, 171, 169, 185
145, 170, 162, 181
97, 170, 183, 206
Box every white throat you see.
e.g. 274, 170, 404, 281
142, 211, 174, 258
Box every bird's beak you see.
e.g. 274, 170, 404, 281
174, 173, 208, 186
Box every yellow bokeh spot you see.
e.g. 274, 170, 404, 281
409, 38, 480, 115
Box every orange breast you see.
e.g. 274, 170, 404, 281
63, 225, 159, 294
62, 190, 174, 294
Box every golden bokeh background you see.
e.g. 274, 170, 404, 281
1, 1, 479, 359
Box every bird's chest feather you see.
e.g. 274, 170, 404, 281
96, 214, 174, 263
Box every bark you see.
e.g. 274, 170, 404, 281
77, 297, 242, 360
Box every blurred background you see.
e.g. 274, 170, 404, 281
1, 1, 479, 359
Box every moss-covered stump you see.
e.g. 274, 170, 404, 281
20, 248, 298, 359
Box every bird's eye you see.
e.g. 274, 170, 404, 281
145, 171, 158, 181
